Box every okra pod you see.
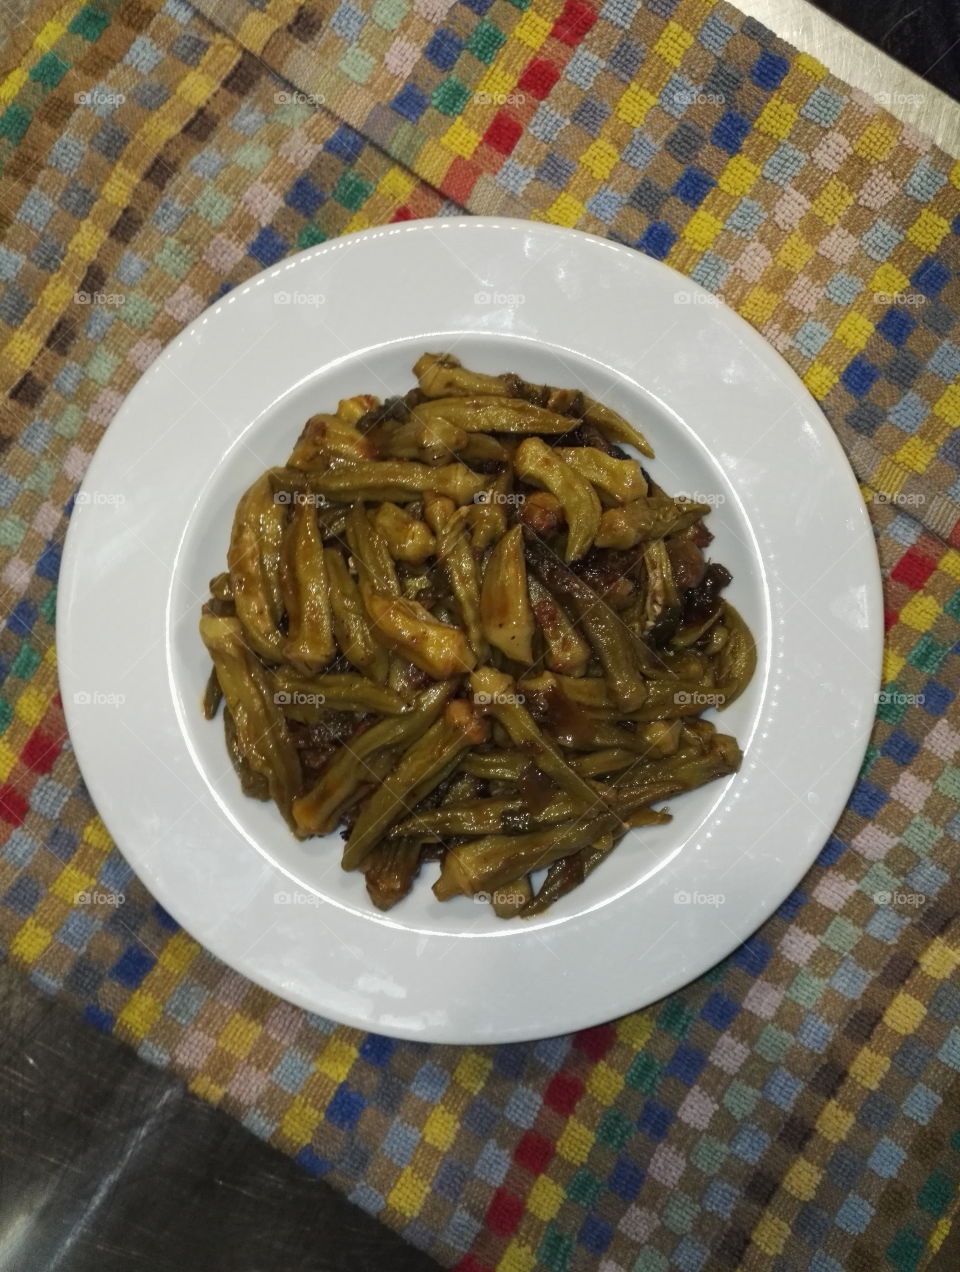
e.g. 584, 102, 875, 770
227, 473, 287, 661
323, 548, 390, 684
281, 501, 336, 672
292, 682, 453, 834
480, 525, 535, 664
199, 612, 302, 824
514, 437, 601, 561
342, 701, 489, 870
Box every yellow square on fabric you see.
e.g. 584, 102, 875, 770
159, 930, 200, 975
0, 67, 27, 103
855, 119, 898, 162
753, 1214, 791, 1256
281, 1096, 322, 1142
934, 385, 960, 426
117, 990, 163, 1039
756, 95, 797, 139
189, 1075, 225, 1103
618, 1011, 654, 1049
587, 1061, 623, 1103
884, 991, 926, 1034
528, 1175, 564, 1221
718, 155, 760, 197
653, 20, 694, 67
219, 1014, 260, 1059
478, 66, 513, 100
683, 209, 724, 250
835, 311, 874, 351
388, 1167, 430, 1217
15, 686, 47, 727
556, 1117, 592, 1164
783, 1159, 821, 1201
816, 1099, 854, 1142
423, 1106, 458, 1151
895, 436, 935, 474
941, 550, 960, 581
545, 193, 585, 227
51, 865, 94, 905
416, 138, 451, 188
883, 648, 905, 682
804, 361, 838, 397
582, 138, 620, 181
616, 84, 658, 127
741, 287, 779, 325
0, 740, 18, 781
850, 1048, 889, 1089
103, 165, 142, 207
921, 939, 960, 980
907, 209, 950, 252
83, 816, 113, 853
812, 177, 854, 226
513, 10, 552, 47
316, 1038, 357, 1082
899, 593, 939, 632
777, 232, 814, 270
871, 263, 909, 296
11, 917, 53, 963
237, 10, 275, 52
455, 1051, 491, 1093
499, 1241, 538, 1272
381, 166, 416, 201
795, 52, 827, 79
36, 18, 67, 49
442, 118, 481, 160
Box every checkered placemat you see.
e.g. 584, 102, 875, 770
1, 1, 959, 1269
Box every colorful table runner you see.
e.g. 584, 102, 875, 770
1, 0, 959, 1268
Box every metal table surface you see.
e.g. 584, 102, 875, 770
0, 2, 957, 1271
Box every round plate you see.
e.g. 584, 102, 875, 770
58, 218, 882, 1043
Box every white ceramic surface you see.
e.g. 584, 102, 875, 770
57, 218, 883, 1043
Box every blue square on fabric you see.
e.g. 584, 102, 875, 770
637, 221, 677, 260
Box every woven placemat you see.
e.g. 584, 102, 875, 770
1, 1, 959, 1269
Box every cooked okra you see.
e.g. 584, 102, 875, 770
202, 354, 754, 915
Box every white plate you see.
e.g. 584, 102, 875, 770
58, 218, 882, 1043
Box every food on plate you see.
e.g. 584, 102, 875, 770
200, 353, 756, 917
